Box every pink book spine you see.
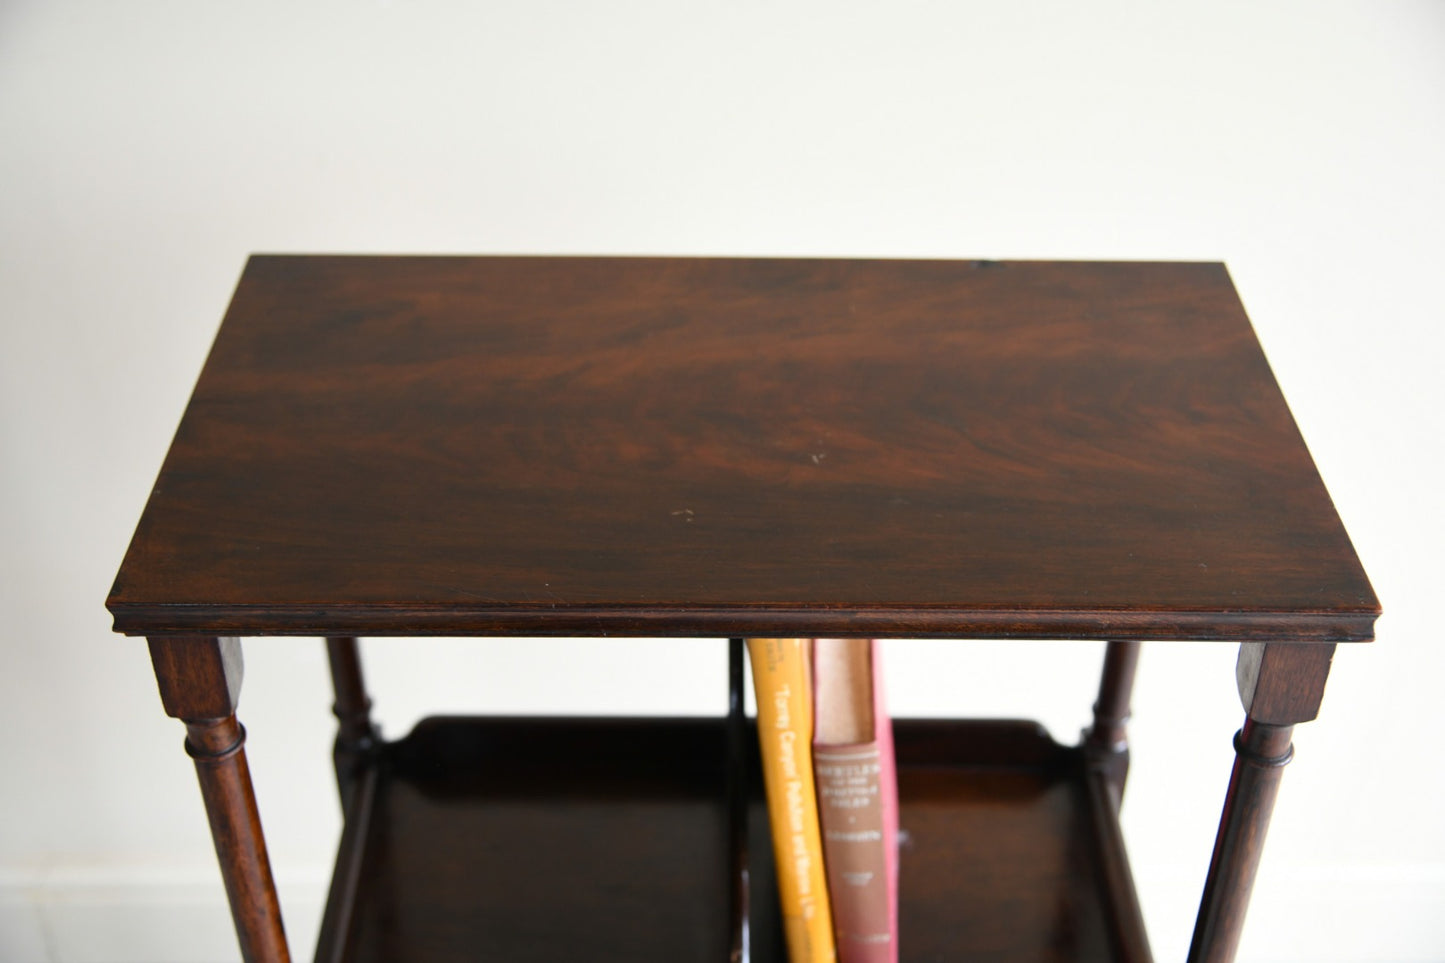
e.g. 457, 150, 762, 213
813, 640, 899, 963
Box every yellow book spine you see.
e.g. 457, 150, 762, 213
748, 638, 837, 963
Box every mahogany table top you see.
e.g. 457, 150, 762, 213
107, 257, 1377, 641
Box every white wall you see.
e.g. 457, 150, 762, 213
1, 2, 1442, 961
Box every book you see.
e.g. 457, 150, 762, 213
812, 638, 899, 963
747, 638, 837, 963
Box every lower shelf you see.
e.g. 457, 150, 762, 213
314, 716, 1151, 963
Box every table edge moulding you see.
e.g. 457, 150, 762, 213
107, 255, 1379, 963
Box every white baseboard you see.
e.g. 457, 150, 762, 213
0, 868, 326, 963
1134, 863, 1445, 963
3, 863, 1442, 962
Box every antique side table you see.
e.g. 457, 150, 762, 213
107, 257, 1377, 963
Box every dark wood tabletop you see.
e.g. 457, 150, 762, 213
107, 256, 1377, 641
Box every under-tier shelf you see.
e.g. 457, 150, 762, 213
314, 717, 1151, 963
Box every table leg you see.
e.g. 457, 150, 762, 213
1084, 640, 1140, 800
149, 636, 291, 963
726, 638, 749, 963
1186, 641, 1335, 963
325, 637, 379, 807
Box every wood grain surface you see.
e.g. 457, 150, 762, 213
313, 715, 1143, 963
108, 257, 1377, 640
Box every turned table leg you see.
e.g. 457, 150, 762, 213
1084, 640, 1141, 801
325, 637, 379, 808
1187, 641, 1336, 963
149, 636, 291, 963
1080, 641, 1152, 963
